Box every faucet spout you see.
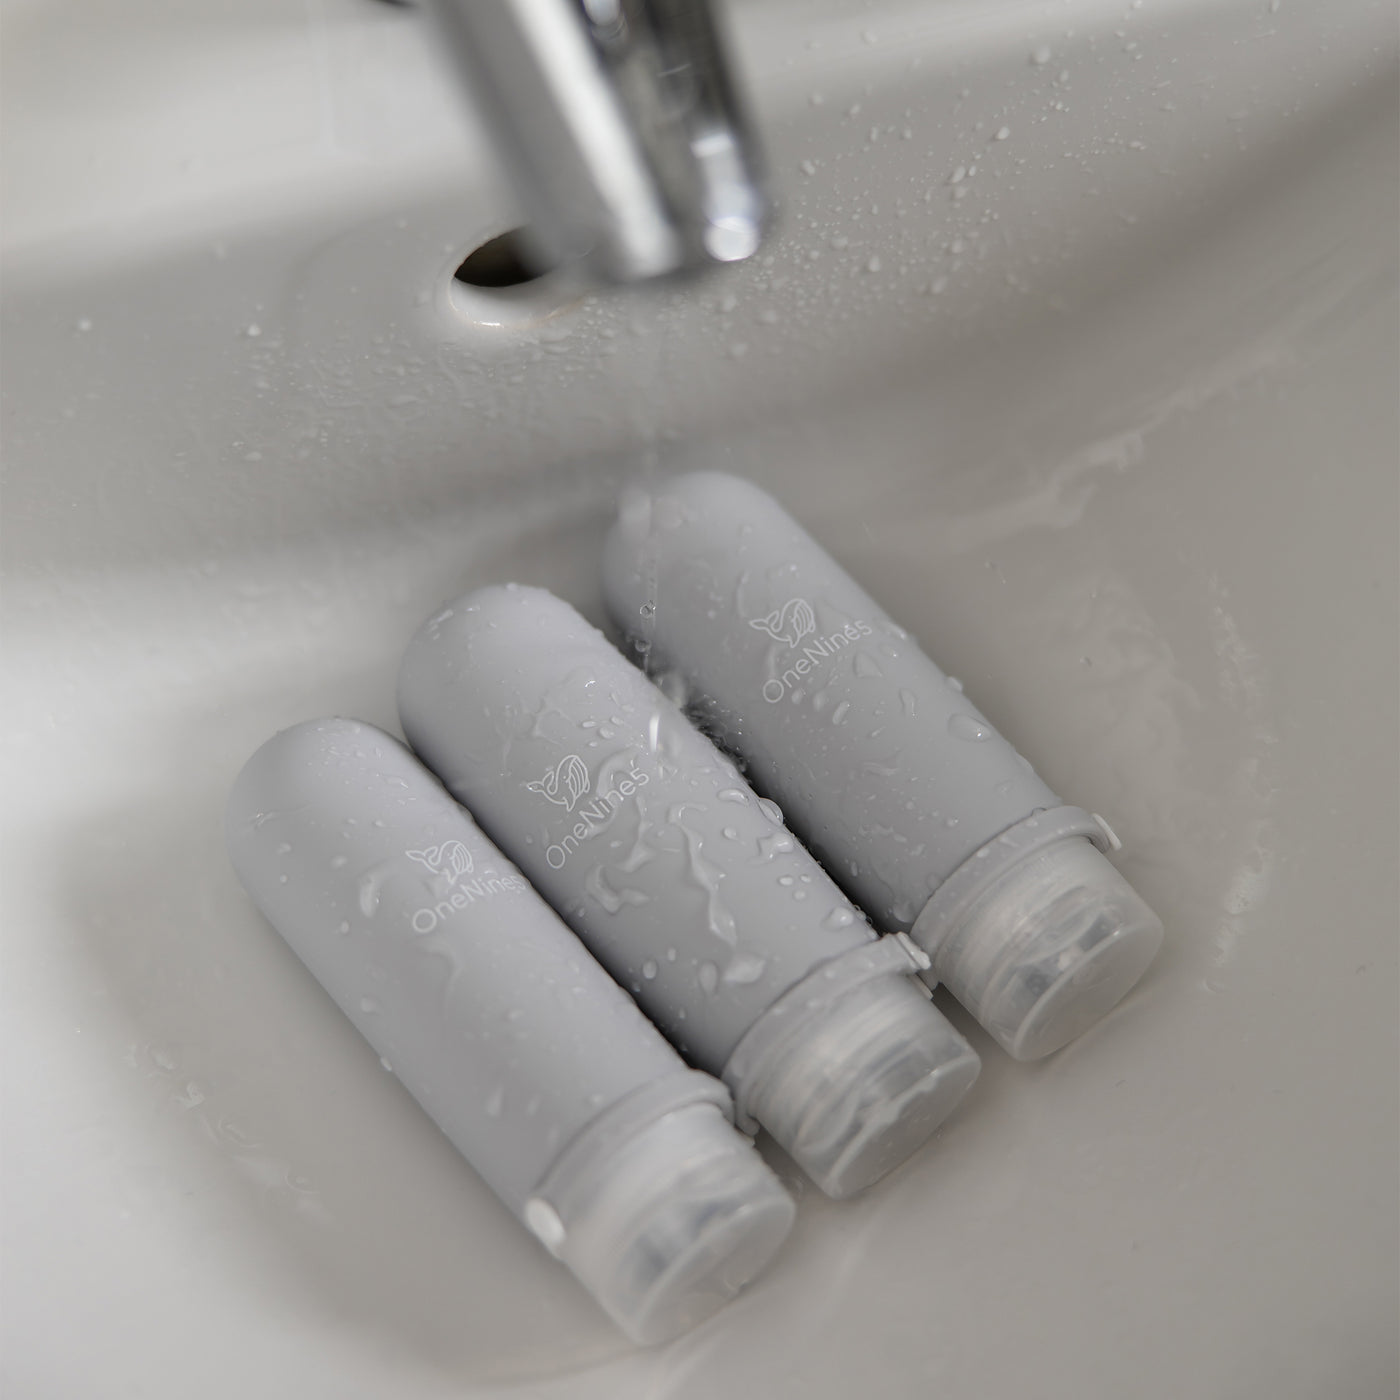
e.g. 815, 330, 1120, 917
427, 0, 769, 284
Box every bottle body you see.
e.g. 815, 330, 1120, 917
603, 471, 1058, 929
226, 717, 793, 1343
603, 472, 1162, 1060
398, 586, 979, 1196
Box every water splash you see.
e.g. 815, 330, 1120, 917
584, 864, 650, 914
669, 803, 738, 947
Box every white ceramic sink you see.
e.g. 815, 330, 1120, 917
3, 2, 1396, 1396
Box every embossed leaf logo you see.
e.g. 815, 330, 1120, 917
749, 598, 816, 648
525, 753, 591, 811
406, 840, 474, 884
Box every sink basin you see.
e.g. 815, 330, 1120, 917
3, 1, 1396, 1396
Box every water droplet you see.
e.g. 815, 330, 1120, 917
860, 757, 903, 778
724, 953, 768, 985
853, 652, 882, 679
823, 907, 857, 929
336, 921, 350, 935
358, 873, 382, 916
76, 318, 93, 333
757, 831, 796, 860
525, 1198, 567, 1254
995, 126, 1011, 141
642, 959, 658, 980
359, 996, 379, 1014
380, 1057, 393, 1072
1031, 45, 1053, 65
699, 962, 720, 994
899, 689, 918, 717
330, 854, 348, 869
718, 788, 749, 804
756, 797, 783, 824
948, 713, 993, 742
946, 675, 964, 692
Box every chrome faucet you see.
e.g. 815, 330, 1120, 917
426, 0, 769, 284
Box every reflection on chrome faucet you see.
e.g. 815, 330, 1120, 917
426, 0, 769, 284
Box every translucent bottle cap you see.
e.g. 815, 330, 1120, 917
540, 1102, 794, 1347
929, 835, 1164, 1062
734, 964, 981, 1200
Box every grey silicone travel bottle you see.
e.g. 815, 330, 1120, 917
397, 586, 980, 1199
225, 717, 794, 1345
602, 472, 1164, 1061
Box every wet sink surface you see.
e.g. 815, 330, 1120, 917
2, 2, 1397, 1396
